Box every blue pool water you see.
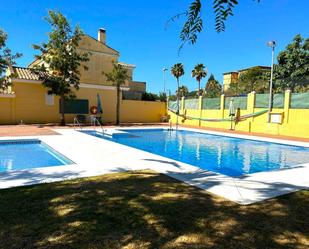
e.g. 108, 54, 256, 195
83, 129, 309, 176
0, 140, 73, 172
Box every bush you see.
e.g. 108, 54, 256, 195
141, 92, 159, 101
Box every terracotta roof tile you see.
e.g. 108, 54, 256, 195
11, 66, 40, 81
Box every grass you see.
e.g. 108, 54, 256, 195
0, 170, 308, 249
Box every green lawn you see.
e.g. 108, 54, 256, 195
0, 170, 308, 249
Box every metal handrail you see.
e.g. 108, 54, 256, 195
93, 117, 105, 134
73, 117, 82, 130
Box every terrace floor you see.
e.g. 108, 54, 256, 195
0, 125, 59, 136
1, 123, 308, 143
0, 123, 166, 137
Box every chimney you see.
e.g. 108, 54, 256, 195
98, 28, 106, 44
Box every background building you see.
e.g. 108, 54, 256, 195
223, 66, 270, 91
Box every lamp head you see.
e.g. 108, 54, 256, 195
267, 41, 276, 48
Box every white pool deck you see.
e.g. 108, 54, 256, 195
0, 126, 308, 205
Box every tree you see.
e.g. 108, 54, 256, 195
158, 92, 167, 102
205, 74, 222, 97
176, 85, 189, 97
225, 67, 269, 96
274, 34, 309, 92
169, 0, 261, 49
192, 63, 207, 96
171, 63, 185, 114
32, 11, 89, 125
105, 62, 130, 125
239, 67, 269, 94
142, 92, 159, 101
0, 29, 22, 92
186, 90, 198, 98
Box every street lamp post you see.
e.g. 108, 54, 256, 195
163, 68, 168, 94
267, 40, 276, 123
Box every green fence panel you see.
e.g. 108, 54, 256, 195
60, 99, 89, 114
255, 94, 284, 108
290, 92, 309, 109
184, 98, 199, 109
255, 94, 268, 108
273, 94, 285, 108
168, 101, 178, 111
202, 97, 221, 110
224, 96, 247, 110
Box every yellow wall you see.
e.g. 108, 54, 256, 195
120, 100, 166, 123
0, 95, 15, 124
13, 82, 60, 124
168, 91, 309, 139
0, 81, 166, 125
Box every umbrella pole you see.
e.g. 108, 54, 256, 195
230, 115, 234, 130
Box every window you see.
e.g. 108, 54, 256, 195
45, 93, 54, 105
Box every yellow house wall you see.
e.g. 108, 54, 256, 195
29, 35, 133, 88
79, 52, 118, 86
78, 36, 133, 87
0, 96, 15, 124
120, 100, 166, 123
168, 92, 309, 139
128, 81, 146, 92
72, 87, 117, 123
13, 83, 60, 124
0, 81, 165, 125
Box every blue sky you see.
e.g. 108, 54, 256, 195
2, 0, 308, 94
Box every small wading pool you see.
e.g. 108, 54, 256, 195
82, 129, 309, 177
0, 139, 73, 172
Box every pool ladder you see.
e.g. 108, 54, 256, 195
168, 121, 178, 131
73, 117, 82, 131
93, 117, 105, 135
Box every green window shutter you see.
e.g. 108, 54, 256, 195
60, 99, 89, 114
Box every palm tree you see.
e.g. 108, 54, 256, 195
171, 63, 185, 115
105, 62, 129, 125
191, 63, 207, 96
176, 85, 189, 97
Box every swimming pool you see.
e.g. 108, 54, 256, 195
0, 139, 73, 172
82, 129, 309, 177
